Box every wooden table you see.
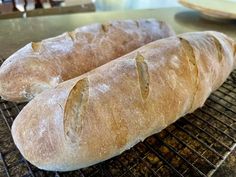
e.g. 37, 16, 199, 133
0, 7, 235, 177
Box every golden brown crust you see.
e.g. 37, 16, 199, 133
12, 31, 235, 171
0, 19, 175, 102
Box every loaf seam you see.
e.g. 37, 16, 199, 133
31, 42, 41, 52
135, 52, 150, 101
179, 37, 199, 112
63, 78, 89, 143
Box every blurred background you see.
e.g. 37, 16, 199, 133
0, 0, 182, 18
95, 0, 181, 11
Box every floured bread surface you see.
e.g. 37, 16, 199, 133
12, 31, 236, 171
0, 19, 175, 102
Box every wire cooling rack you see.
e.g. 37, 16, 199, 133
0, 57, 235, 177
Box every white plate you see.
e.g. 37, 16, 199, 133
179, 0, 236, 20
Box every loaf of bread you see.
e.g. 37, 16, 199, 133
0, 19, 174, 103
11, 31, 236, 171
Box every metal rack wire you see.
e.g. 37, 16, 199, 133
0, 56, 235, 177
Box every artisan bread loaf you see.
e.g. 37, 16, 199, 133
0, 19, 174, 102
11, 31, 236, 171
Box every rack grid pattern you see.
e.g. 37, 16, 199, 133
0, 57, 235, 177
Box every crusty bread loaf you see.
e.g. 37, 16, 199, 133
11, 31, 236, 171
0, 19, 174, 103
